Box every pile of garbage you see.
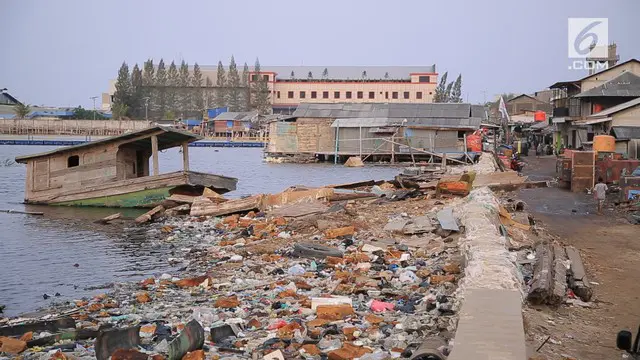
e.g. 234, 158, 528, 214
1, 179, 469, 359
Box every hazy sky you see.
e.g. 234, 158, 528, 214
1, 0, 638, 108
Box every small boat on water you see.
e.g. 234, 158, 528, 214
14, 126, 238, 208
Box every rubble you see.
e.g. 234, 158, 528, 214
0, 153, 553, 360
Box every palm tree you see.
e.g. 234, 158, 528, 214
13, 103, 31, 119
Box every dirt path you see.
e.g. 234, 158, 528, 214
518, 156, 640, 359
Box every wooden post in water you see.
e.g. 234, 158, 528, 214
182, 142, 190, 172
151, 135, 159, 176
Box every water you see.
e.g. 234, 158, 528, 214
0, 146, 400, 316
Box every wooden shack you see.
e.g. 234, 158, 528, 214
266, 103, 485, 162
15, 126, 237, 207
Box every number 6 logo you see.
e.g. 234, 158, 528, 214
568, 18, 609, 58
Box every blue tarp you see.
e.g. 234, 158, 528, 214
207, 107, 228, 119
182, 119, 202, 127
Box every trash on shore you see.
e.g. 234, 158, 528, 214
0, 153, 548, 359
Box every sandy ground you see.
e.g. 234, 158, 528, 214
518, 156, 639, 360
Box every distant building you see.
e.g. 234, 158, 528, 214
266, 102, 485, 162
549, 58, 640, 154
102, 65, 439, 114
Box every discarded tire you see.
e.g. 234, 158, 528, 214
292, 243, 343, 259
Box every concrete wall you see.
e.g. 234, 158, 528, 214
271, 81, 437, 106
612, 106, 640, 127
0, 119, 152, 135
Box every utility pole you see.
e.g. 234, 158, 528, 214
143, 97, 150, 121
89, 96, 98, 120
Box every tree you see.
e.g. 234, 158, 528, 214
166, 61, 179, 114
384, 72, 389, 80
192, 62, 204, 116
178, 60, 191, 117
362, 70, 367, 80
444, 82, 453, 103
322, 68, 328, 79
113, 62, 132, 111
227, 56, 241, 111
71, 106, 107, 120
13, 103, 31, 119
215, 60, 227, 109
307, 71, 313, 80
450, 74, 463, 103
112, 103, 129, 120
290, 70, 295, 79
154, 59, 167, 119
499, 93, 517, 101
142, 59, 155, 115
130, 64, 143, 118
241, 62, 250, 111
251, 58, 270, 115
204, 77, 214, 110
164, 110, 176, 120
433, 71, 448, 102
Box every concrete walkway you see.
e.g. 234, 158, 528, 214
449, 188, 526, 359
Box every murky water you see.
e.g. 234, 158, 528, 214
0, 146, 400, 316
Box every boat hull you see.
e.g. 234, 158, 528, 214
25, 171, 238, 208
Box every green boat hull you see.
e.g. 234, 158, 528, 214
53, 187, 172, 208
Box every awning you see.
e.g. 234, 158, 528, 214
612, 126, 640, 140
571, 117, 612, 126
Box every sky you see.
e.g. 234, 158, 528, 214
1, 0, 638, 108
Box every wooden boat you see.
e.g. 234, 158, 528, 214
15, 126, 238, 208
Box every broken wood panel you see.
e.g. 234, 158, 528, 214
135, 205, 165, 224
0, 317, 76, 337
95, 213, 122, 224
269, 202, 329, 218
190, 194, 264, 217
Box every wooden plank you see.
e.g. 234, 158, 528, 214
167, 194, 198, 204
135, 205, 165, 223
190, 194, 264, 217
151, 135, 159, 176
182, 142, 189, 172
94, 213, 122, 224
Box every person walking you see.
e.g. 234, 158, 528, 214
593, 177, 608, 215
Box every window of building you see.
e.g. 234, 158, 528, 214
403, 91, 410, 99
334, 91, 340, 99
311, 91, 317, 99
346, 91, 352, 99
263, 75, 270, 81
357, 91, 363, 99
277, 91, 281, 99
369, 91, 375, 99
429, 92, 433, 95
323, 91, 329, 99
418, 75, 430, 83
67, 155, 79, 168
251, 74, 258, 81
392, 92, 398, 99
416, 92, 423, 99
288, 91, 294, 99
385, 91, 389, 99
300, 91, 306, 99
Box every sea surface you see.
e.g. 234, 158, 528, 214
0, 146, 400, 316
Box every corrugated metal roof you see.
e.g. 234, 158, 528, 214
293, 103, 481, 120
266, 65, 436, 80
15, 126, 201, 163
574, 72, 640, 98
588, 97, 640, 118
331, 116, 481, 130
612, 126, 640, 140
212, 111, 258, 121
